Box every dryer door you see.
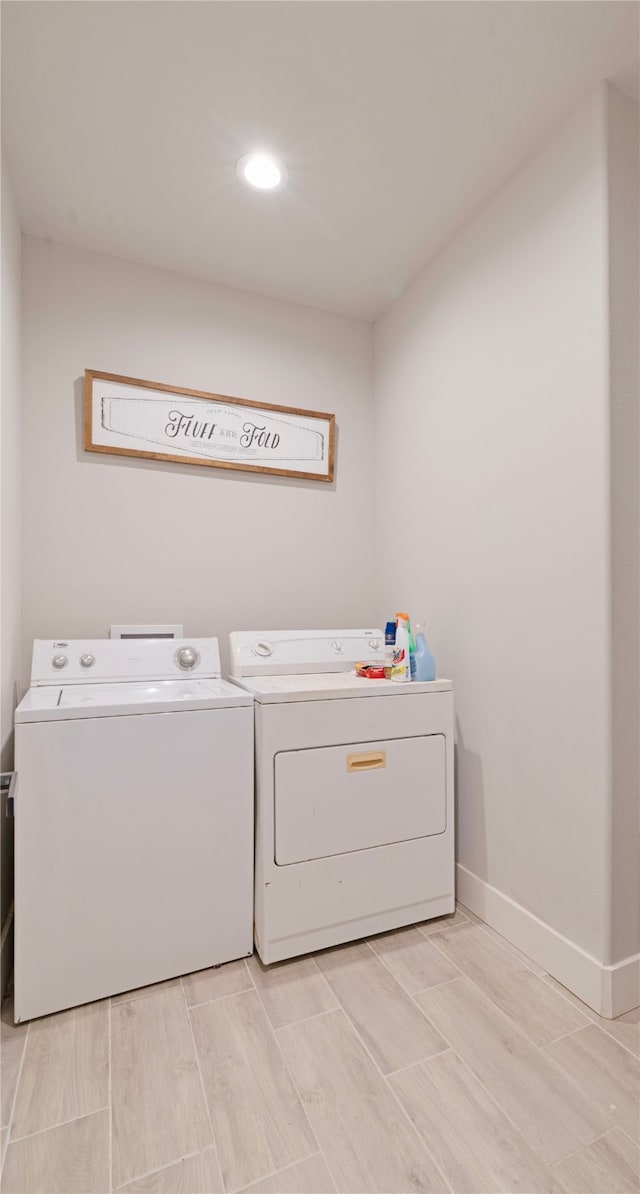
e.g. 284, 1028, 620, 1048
274, 734, 446, 865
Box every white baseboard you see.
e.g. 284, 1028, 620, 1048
0, 901, 14, 998
456, 864, 639, 1019
601, 951, 640, 1018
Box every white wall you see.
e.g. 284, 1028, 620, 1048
1, 153, 22, 934
374, 89, 615, 965
21, 240, 376, 679
607, 87, 640, 966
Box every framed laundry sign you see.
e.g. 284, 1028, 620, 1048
84, 370, 335, 482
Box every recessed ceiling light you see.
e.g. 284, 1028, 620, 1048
236, 152, 287, 192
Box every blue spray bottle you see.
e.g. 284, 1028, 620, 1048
413, 622, 436, 681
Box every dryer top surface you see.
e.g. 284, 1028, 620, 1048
230, 671, 452, 704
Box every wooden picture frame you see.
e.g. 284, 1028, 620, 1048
84, 370, 336, 482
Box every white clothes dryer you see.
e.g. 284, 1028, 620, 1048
14, 637, 253, 1021
229, 629, 454, 964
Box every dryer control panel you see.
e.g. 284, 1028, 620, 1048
229, 629, 384, 677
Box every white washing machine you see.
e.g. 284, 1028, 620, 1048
229, 629, 454, 964
14, 637, 254, 1021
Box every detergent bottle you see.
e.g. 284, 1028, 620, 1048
384, 621, 396, 675
391, 612, 411, 682
413, 622, 436, 681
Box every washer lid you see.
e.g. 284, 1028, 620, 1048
230, 672, 452, 704
15, 678, 252, 722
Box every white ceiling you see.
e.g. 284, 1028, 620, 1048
2, 1, 638, 321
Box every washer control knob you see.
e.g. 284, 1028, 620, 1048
369, 638, 380, 651
52, 654, 68, 670
332, 640, 343, 653
80, 654, 95, 669
176, 646, 199, 670
254, 641, 273, 657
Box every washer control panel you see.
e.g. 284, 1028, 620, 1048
31, 638, 221, 685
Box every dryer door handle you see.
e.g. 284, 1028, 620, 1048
347, 751, 386, 772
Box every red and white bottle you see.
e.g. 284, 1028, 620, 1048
390, 612, 411, 682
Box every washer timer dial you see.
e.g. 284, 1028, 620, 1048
176, 646, 200, 670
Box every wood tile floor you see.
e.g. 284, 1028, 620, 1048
1, 906, 638, 1194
